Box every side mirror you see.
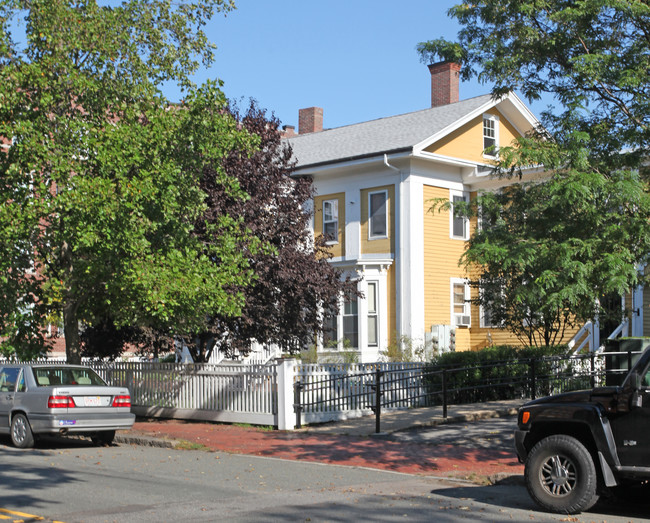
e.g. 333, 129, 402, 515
630, 372, 642, 390
628, 372, 643, 409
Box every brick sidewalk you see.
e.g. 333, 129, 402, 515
119, 404, 524, 483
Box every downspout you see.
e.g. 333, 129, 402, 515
384, 154, 406, 346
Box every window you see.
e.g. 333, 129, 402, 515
451, 280, 471, 327
483, 114, 498, 157
16, 371, 25, 393
450, 192, 469, 240
480, 300, 499, 328
323, 199, 338, 243
0, 368, 21, 392
343, 295, 359, 348
322, 313, 338, 348
367, 282, 378, 346
369, 191, 387, 239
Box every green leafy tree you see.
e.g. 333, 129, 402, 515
421, 1, 650, 344
0, 0, 256, 362
417, 0, 650, 171
449, 173, 650, 346
185, 101, 357, 362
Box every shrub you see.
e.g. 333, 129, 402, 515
423, 345, 573, 404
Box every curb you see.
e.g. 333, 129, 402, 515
115, 432, 177, 449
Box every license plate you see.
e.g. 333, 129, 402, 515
84, 396, 101, 407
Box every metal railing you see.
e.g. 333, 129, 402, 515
293, 351, 641, 432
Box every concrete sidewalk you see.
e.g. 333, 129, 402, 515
299, 399, 523, 436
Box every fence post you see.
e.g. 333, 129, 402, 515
294, 380, 303, 429
590, 351, 595, 388
371, 368, 383, 434
442, 369, 448, 419
529, 359, 537, 400
276, 358, 296, 430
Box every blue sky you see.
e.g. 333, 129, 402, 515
166, 0, 553, 130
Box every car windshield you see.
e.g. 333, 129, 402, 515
32, 367, 106, 387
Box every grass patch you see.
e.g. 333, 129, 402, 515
233, 423, 275, 432
174, 440, 211, 451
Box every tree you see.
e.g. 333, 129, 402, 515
417, 0, 650, 172
184, 101, 357, 362
420, 1, 650, 344
0, 0, 256, 362
451, 173, 650, 346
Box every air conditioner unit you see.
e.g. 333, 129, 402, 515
454, 314, 471, 327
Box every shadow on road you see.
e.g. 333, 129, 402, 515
431, 479, 650, 521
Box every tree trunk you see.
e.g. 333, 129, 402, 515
63, 300, 82, 364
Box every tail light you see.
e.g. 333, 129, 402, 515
112, 395, 131, 408
48, 395, 76, 408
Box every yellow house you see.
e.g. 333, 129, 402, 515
283, 62, 608, 362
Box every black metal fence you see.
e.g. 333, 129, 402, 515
293, 351, 642, 433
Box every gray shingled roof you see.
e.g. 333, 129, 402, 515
286, 94, 494, 168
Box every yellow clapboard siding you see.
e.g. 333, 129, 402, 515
424, 109, 519, 164
422, 185, 470, 349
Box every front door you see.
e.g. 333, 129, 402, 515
610, 363, 650, 467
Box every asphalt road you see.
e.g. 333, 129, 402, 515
1, 430, 650, 523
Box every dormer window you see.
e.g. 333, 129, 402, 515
483, 114, 499, 157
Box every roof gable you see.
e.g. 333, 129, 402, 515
286, 93, 539, 170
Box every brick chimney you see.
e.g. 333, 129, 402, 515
281, 124, 297, 138
428, 62, 461, 107
299, 107, 323, 134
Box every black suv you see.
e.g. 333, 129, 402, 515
515, 346, 650, 513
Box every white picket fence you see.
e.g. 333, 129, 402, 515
91, 361, 281, 427
2, 358, 427, 429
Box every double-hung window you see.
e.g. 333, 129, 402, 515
368, 191, 387, 239
452, 279, 471, 328
450, 191, 469, 240
483, 114, 499, 158
342, 294, 359, 348
480, 294, 498, 328
323, 199, 338, 243
367, 282, 378, 347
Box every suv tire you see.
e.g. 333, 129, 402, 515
525, 434, 599, 514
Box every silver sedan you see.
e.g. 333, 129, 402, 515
0, 363, 135, 448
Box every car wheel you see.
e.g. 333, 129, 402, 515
10, 413, 35, 449
525, 435, 599, 514
91, 430, 116, 446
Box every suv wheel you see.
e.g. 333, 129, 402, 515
525, 435, 599, 514
11, 413, 35, 449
